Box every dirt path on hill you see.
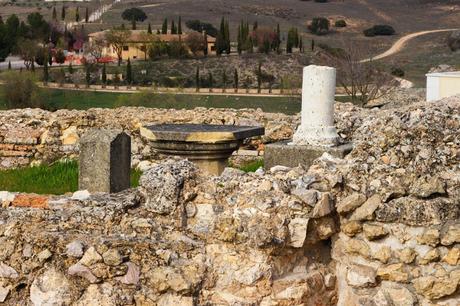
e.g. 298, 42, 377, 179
361, 28, 459, 62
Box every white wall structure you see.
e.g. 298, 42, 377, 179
292, 65, 340, 147
426, 71, 460, 102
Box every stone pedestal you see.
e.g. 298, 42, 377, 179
79, 129, 131, 193
141, 124, 264, 176
265, 65, 351, 170
264, 141, 353, 170
293, 65, 340, 147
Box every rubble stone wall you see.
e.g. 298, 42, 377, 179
0, 97, 459, 305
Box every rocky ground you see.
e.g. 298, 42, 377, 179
0, 93, 459, 305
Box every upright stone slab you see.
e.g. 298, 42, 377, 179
265, 65, 352, 170
79, 129, 131, 193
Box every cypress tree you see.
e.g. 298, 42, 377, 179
31, 61, 35, 72
208, 72, 213, 89
195, 66, 200, 92
222, 70, 227, 90
43, 52, 49, 84
156, 29, 160, 34
257, 62, 262, 93
75, 7, 80, 22
237, 23, 242, 54
68, 62, 74, 74
52, 7, 57, 21
253, 21, 258, 31
275, 24, 281, 54
8, 61, 11, 70
102, 63, 107, 85
299, 37, 303, 53
162, 18, 168, 34
234, 68, 238, 91
216, 17, 225, 55
61, 6, 66, 21
85, 64, 91, 86
147, 23, 152, 34
311, 39, 315, 51
85, 7, 89, 23
126, 58, 132, 84
224, 20, 230, 54
171, 20, 176, 34
178, 16, 182, 34
203, 32, 208, 56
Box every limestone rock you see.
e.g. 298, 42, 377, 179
410, 176, 445, 198
291, 188, 318, 207
337, 193, 366, 214
0, 285, 10, 303
71, 190, 91, 201
416, 228, 440, 247
341, 221, 362, 237
363, 223, 388, 240
373, 246, 392, 263
102, 249, 123, 266
346, 264, 377, 288
30, 268, 73, 306
79, 247, 103, 267
418, 248, 440, 265
376, 284, 416, 306
74, 283, 117, 306
140, 160, 196, 214
398, 248, 417, 264
66, 241, 84, 258
288, 218, 309, 248
0, 263, 18, 279
413, 276, 458, 300
157, 294, 193, 306
68, 263, 100, 283
377, 263, 409, 283
345, 239, 371, 259
350, 194, 381, 221
312, 192, 334, 218
442, 247, 459, 266
116, 262, 140, 285
441, 223, 460, 246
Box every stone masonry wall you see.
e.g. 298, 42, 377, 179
0, 97, 459, 305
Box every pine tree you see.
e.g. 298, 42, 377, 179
85, 7, 89, 23
147, 23, 152, 34
52, 7, 57, 21
102, 63, 107, 85
178, 16, 182, 34
195, 66, 200, 92
162, 18, 168, 34
126, 58, 132, 84
233, 68, 238, 91
61, 6, 66, 21
75, 7, 80, 23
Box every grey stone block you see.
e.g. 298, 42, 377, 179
264, 141, 353, 170
79, 129, 131, 193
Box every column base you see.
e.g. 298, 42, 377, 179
264, 141, 353, 170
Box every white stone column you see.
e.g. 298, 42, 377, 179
292, 65, 340, 147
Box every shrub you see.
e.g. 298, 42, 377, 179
364, 25, 395, 37
335, 20, 347, 28
308, 17, 330, 35
447, 30, 460, 52
391, 67, 405, 77
0, 71, 44, 109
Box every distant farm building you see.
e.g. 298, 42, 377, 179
88, 30, 216, 61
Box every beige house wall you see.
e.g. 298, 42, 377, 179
439, 76, 460, 99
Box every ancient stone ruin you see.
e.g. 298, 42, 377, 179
0, 70, 459, 305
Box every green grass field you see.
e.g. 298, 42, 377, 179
0, 160, 142, 195
0, 86, 355, 115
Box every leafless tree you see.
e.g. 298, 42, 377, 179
185, 32, 206, 56
105, 29, 131, 66
84, 36, 105, 63
319, 41, 396, 106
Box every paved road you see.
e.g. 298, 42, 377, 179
361, 28, 459, 62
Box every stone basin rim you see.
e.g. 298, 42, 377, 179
144, 124, 265, 143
